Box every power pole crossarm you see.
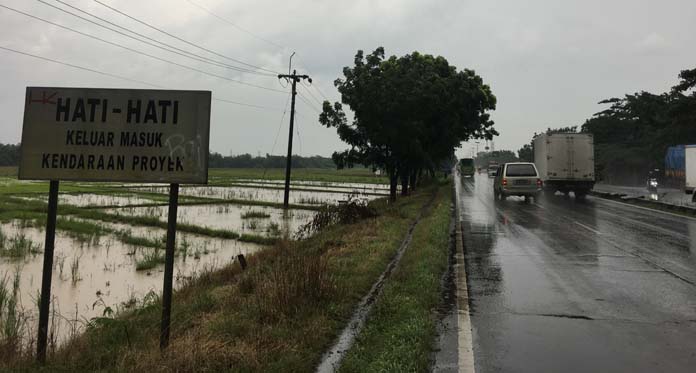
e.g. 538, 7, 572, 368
277, 69, 311, 209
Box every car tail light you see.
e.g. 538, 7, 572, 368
502, 178, 507, 186
537, 179, 542, 187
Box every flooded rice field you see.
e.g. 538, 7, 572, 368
131, 185, 383, 205
228, 179, 392, 192
0, 220, 262, 346
16, 193, 157, 207
0, 175, 389, 348
106, 204, 316, 236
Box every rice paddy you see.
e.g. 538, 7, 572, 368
0, 167, 389, 348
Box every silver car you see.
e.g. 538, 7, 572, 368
493, 162, 542, 202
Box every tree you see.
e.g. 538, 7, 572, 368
517, 143, 533, 162
579, 67, 696, 184
320, 47, 497, 200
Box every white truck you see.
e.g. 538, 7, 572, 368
533, 133, 595, 198
685, 145, 696, 198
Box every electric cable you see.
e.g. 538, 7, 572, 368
3, 4, 283, 93
92, 0, 280, 75
49, 0, 276, 77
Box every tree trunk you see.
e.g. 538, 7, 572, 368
400, 169, 409, 196
409, 170, 417, 192
389, 173, 398, 202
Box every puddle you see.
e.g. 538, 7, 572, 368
0, 220, 262, 346
104, 204, 316, 236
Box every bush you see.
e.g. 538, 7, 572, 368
295, 196, 378, 239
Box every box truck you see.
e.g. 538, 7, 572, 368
459, 158, 475, 177
533, 133, 595, 198
684, 146, 696, 199
665, 145, 686, 189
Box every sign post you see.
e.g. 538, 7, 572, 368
36, 180, 59, 363
160, 183, 179, 349
19, 87, 211, 361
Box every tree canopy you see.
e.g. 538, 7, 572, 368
581, 67, 696, 184
320, 47, 497, 199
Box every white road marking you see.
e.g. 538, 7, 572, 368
454, 189, 476, 373
575, 221, 602, 235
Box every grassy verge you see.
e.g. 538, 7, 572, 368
4, 181, 439, 372
339, 181, 451, 372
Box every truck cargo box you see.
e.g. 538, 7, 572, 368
533, 133, 595, 197
666, 145, 686, 188
685, 146, 696, 194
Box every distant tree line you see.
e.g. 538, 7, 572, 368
516, 67, 696, 185
475, 150, 519, 167
0, 144, 336, 169
0, 143, 20, 166
580, 68, 696, 184
321, 47, 497, 200
209, 153, 336, 168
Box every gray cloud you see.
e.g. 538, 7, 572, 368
1, 0, 695, 159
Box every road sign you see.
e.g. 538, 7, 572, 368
19, 87, 211, 184
21, 87, 212, 362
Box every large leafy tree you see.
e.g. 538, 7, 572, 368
320, 47, 497, 200
580, 67, 696, 184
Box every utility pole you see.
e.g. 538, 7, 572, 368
278, 55, 311, 209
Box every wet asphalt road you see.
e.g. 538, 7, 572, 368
457, 175, 696, 373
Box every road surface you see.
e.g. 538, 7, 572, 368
456, 175, 696, 373
593, 183, 694, 207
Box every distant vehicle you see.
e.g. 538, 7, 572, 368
533, 133, 595, 199
647, 168, 661, 193
460, 158, 475, 177
493, 162, 542, 202
685, 146, 696, 201
665, 146, 686, 188
487, 161, 499, 178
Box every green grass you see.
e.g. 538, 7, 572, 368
339, 183, 451, 372
135, 249, 166, 271
5, 180, 440, 372
0, 231, 42, 258
241, 211, 272, 219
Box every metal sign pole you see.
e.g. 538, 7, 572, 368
160, 183, 179, 350
37, 180, 59, 363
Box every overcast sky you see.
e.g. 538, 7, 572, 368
1, 0, 695, 159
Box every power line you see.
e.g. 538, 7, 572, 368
296, 92, 322, 114
8, 0, 285, 93
0, 45, 161, 87
92, 0, 279, 75
270, 92, 293, 155
0, 45, 285, 111
184, 0, 285, 51
49, 0, 275, 77
177, 1, 335, 104
212, 97, 284, 111
293, 54, 333, 102
300, 79, 324, 107
262, 91, 292, 180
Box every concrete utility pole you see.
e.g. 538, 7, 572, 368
278, 62, 310, 209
